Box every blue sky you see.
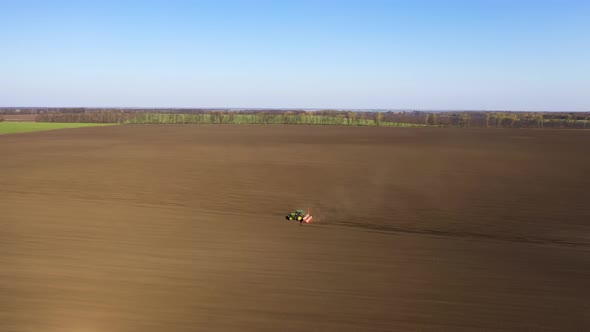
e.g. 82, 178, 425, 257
1, 0, 588, 111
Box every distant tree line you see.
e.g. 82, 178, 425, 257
35, 110, 135, 123
1, 107, 587, 129
124, 112, 419, 127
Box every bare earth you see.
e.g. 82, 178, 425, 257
1, 125, 589, 331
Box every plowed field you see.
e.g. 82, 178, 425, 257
1, 125, 589, 331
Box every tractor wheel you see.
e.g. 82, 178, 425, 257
288, 216, 293, 220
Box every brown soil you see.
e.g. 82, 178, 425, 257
1, 125, 589, 331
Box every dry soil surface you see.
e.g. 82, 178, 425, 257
1, 125, 589, 331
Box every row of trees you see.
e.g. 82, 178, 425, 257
35, 111, 136, 123
25, 108, 590, 129
124, 112, 419, 127
413, 111, 587, 129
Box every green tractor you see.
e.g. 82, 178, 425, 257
285, 210, 305, 222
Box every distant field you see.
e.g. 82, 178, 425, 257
0, 122, 114, 134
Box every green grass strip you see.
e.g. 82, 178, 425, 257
0, 122, 115, 135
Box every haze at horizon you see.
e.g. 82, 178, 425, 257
1, 0, 589, 112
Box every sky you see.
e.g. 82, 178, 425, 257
0, 0, 588, 111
